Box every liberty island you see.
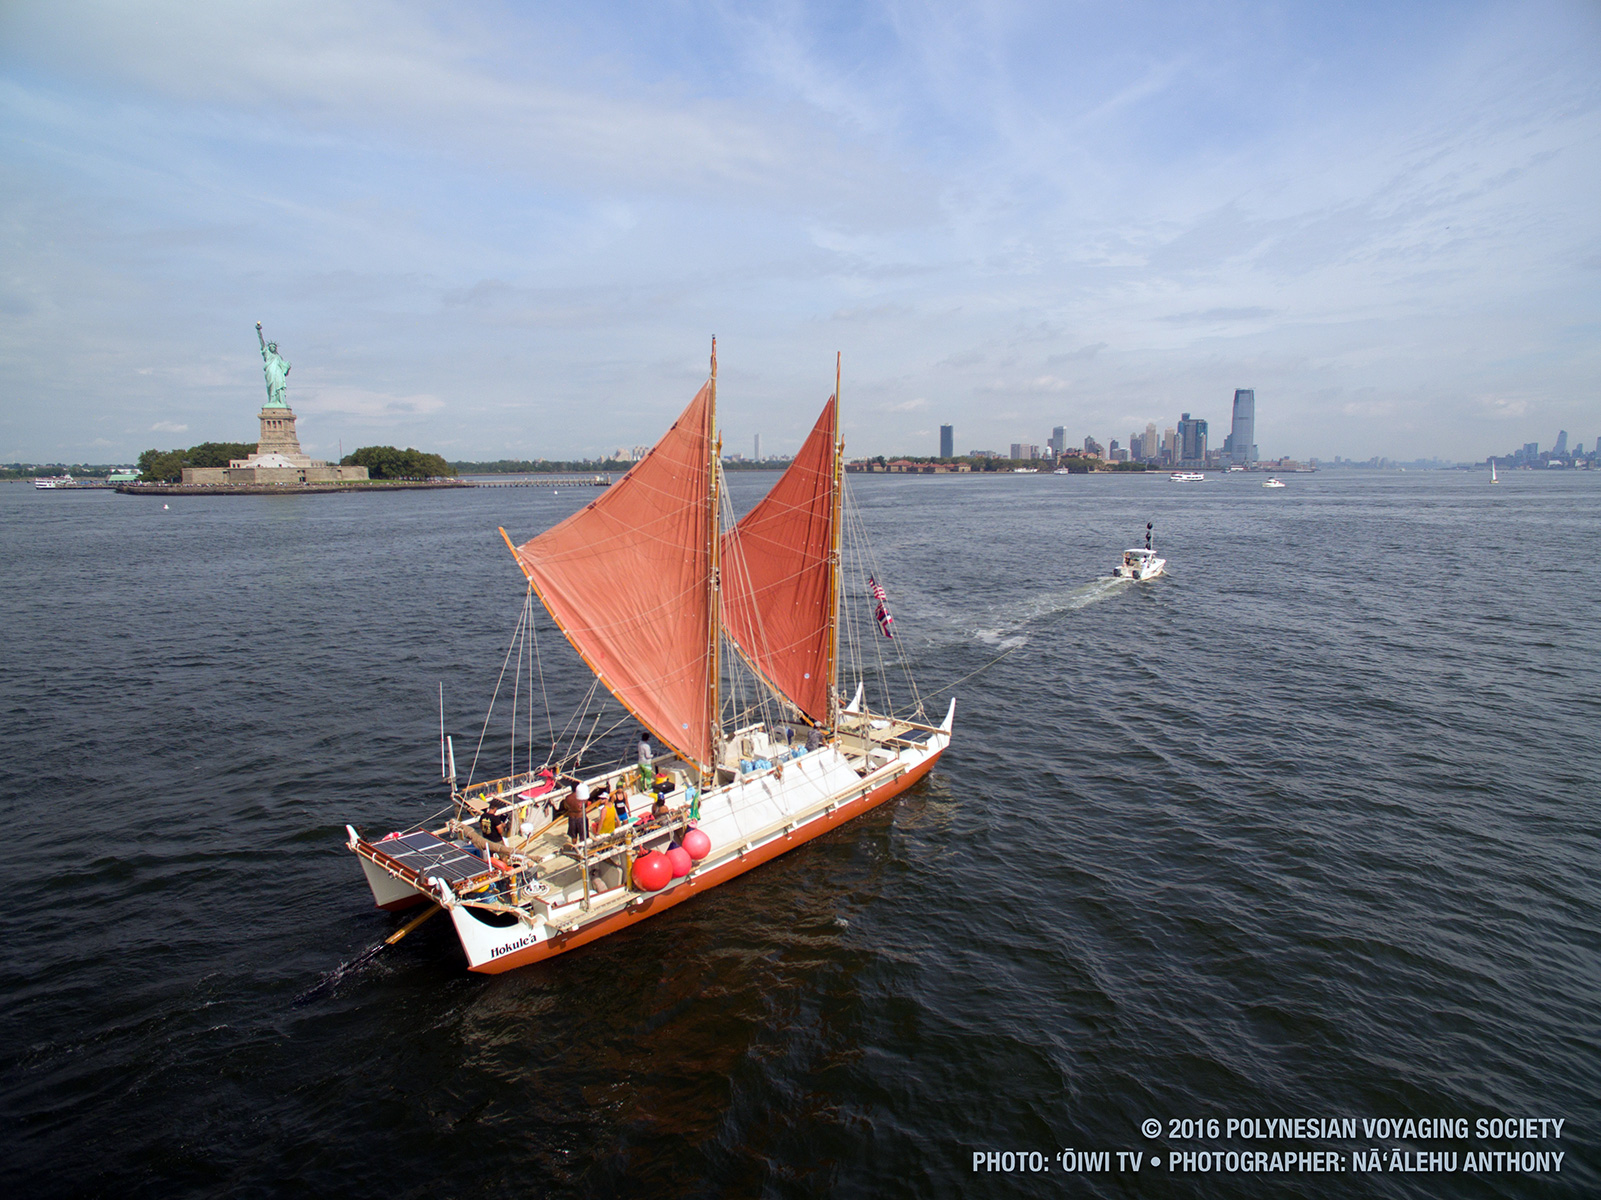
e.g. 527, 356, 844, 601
178, 324, 370, 486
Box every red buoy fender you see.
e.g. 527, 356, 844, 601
666, 846, 693, 877
682, 827, 712, 861
632, 850, 672, 892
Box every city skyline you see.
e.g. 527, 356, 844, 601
2, 3, 1598, 466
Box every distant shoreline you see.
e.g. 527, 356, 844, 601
116, 480, 471, 496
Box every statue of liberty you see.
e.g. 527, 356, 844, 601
256, 322, 290, 408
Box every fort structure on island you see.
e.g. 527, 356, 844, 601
181, 324, 369, 486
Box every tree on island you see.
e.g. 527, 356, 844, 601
341, 446, 456, 480
137, 442, 258, 482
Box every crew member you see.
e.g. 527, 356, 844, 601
561, 787, 588, 845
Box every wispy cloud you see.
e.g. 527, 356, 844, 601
0, 0, 1596, 463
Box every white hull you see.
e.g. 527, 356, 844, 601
1115, 559, 1165, 580
353, 703, 953, 973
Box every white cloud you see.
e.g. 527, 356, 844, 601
0, 1, 1596, 463
150, 421, 188, 433
302, 387, 447, 421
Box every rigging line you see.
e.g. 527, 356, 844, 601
717, 472, 788, 729
844, 484, 924, 719
467, 597, 529, 787
566, 706, 618, 773
534, 592, 541, 780
511, 590, 523, 779
558, 677, 604, 767
527, 584, 557, 755
916, 636, 1030, 703
842, 495, 891, 715
541, 673, 599, 769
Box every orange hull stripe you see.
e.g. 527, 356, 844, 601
467, 749, 943, 974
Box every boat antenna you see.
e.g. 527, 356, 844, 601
1146, 522, 1152, 551
441, 682, 458, 799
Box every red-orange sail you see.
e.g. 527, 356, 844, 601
721, 396, 838, 724
506, 384, 716, 767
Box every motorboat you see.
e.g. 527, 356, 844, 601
1169, 471, 1204, 482
1113, 523, 1165, 580
1262, 477, 1286, 488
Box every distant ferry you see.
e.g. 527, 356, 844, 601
1012, 467, 1039, 474
34, 473, 73, 489
1169, 471, 1204, 482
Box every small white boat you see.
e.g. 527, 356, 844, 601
1113, 523, 1165, 580
1262, 477, 1286, 488
1012, 467, 1039, 474
1169, 471, 1204, 482
1052, 467, 1071, 475
1490, 462, 1498, 484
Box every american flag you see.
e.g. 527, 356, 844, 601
869, 576, 894, 638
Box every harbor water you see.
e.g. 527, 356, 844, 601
1, 470, 1596, 1198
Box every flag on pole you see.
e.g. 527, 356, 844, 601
869, 576, 895, 638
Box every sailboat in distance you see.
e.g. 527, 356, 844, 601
346, 345, 954, 973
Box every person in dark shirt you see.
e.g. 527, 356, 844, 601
478, 801, 511, 853
560, 789, 588, 844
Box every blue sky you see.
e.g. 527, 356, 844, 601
2, 0, 1597, 463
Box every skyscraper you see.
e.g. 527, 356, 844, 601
754, 433, 761, 460
1050, 425, 1065, 457
1228, 389, 1257, 465
1554, 430, 1568, 457
1178, 413, 1207, 465
940, 424, 954, 458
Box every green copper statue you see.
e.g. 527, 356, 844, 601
256, 321, 291, 409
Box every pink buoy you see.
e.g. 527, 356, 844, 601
666, 846, 693, 877
682, 827, 712, 861
632, 850, 672, 892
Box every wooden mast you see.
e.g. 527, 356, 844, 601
826, 351, 844, 733
705, 338, 723, 783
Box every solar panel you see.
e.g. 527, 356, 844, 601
375, 831, 491, 884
